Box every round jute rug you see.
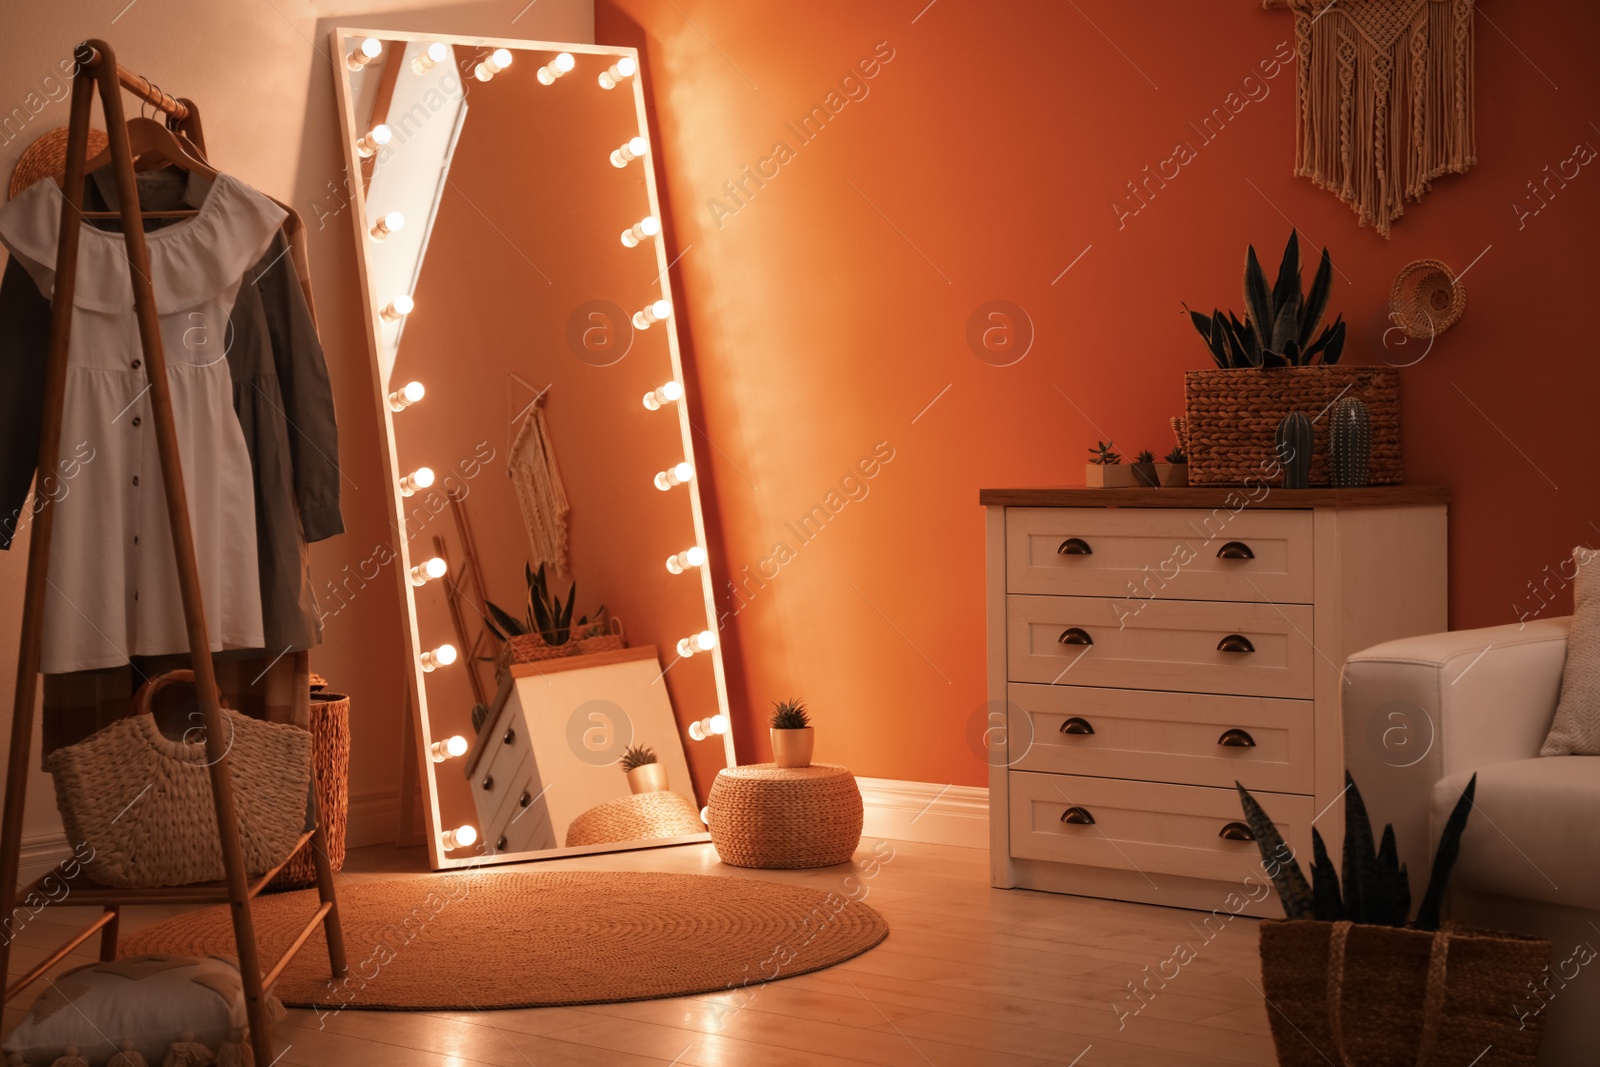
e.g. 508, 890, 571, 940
120, 870, 888, 1011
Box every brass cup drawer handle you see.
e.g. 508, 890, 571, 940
1219, 821, 1255, 842
1217, 634, 1256, 653
1060, 806, 1096, 826
1216, 541, 1255, 560
1058, 537, 1093, 556
495, 835, 508, 851
503, 728, 516, 745
481, 774, 494, 791
1059, 627, 1093, 647
1059, 717, 1095, 736
519, 790, 533, 808
1217, 728, 1257, 748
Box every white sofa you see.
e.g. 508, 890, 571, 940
1342, 616, 1599, 1065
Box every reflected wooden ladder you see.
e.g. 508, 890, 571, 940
0, 39, 348, 1063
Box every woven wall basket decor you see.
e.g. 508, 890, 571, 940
1184, 367, 1401, 486
1390, 258, 1466, 339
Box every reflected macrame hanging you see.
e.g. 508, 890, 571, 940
1276, 0, 1475, 236
508, 400, 571, 578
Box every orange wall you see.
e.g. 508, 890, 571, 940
598, 0, 1600, 787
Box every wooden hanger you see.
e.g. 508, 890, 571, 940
77, 116, 216, 219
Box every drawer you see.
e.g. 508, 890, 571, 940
473, 707, 531, 796
1005, 507, 1313, 604
1008, 770, 1313, 884
1006, 594, 1314, 699
1007, 683, 1313, 794
475, 748, 533, 839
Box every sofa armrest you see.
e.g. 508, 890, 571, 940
1341, 616, 1570, 902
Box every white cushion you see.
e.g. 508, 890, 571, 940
1, 955, 255, 1066
1432, 757, 1600, 912
1543, 547, 1600, 754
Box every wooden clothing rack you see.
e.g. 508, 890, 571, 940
0, 39, 347, 1062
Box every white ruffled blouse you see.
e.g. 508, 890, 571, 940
0, 173, 283, 673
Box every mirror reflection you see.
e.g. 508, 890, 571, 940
335, 32, 734, 867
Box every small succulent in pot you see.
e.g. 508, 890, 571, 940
769, 698, 815, 769
1157, 445, 1189, 487
620, 744, 668, 794
1131, 448, 1160, 488
1085, 441, 1136, 489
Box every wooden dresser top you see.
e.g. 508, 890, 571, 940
978, 485, 1451, 508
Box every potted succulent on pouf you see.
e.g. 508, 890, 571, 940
620, 744, 667, 794
1237, 773, 1551, 1065
770, 698, 813, 768
1085, 441, 1135, 488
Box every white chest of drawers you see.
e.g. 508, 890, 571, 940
982, 487, 1448, 916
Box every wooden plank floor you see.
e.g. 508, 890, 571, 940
3, 838, 1277, 1065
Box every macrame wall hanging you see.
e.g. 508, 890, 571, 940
1270, 0, 1476, 237
507, 398, 571, 578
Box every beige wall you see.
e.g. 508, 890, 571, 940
0, 0, 594, 865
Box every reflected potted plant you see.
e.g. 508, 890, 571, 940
620, 745, 667, 794
770, 698, 814, 768
484, 563, 622, 677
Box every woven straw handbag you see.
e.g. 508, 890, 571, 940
1259, 919, 1550, 1066
44, 670, 313, 889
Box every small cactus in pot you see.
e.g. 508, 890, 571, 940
620, 744, 668, 794
1329, 397, 1372, 488
769, 698, 814, 768
1275, 412, 1313, 489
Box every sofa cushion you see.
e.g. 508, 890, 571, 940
1543, 546, 1600, 755
1432, 757, 1600, 912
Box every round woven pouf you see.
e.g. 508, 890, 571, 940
707, 763, 863, 869
565, 790, 705, 848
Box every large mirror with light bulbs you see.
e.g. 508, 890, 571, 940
331, 29, 735, 870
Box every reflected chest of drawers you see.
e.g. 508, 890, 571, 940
981, 487, 1448, 916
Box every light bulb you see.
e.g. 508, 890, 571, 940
420, 642, 457, 672
412, 41, 449, 75
475, 47, 514, 82
440, 824, 477, 850
346, 37, 382, 72
387, 380, 425, 412
709, 713, 730, 735
676, 629, 716, 657
369, 211, 405, 241
699, 806, 711, 825
355, 123, 392, 158
688, 719, 708, 741
537, 51, 576, 85
632, 299, 671, 330
429, 735, 468, 762
666, 546, 707, 574
620, 215, 661, 248
642, 380, 683, 410
399, 466, 435, 497
654, 460, 694, 491
381, 294, 414, 321
409, 556, 448, 586
598, 56, 637, 89
610, 135, 648, 168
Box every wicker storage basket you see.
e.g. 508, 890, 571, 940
268, 689, 350, 890
564, 790, 704, 848
1259, 920, 1550, 1066
1183, 367, 1401, 486
497, 618, 627, 678
44, 671, 313, 889
707, 764, 862, 869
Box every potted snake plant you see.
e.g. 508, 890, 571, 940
769, 698, 814, 768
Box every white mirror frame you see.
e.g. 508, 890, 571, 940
330, 27, 736, 869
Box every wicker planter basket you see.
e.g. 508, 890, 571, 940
497, 618, 626, 678
268, 689, 350, 890
1259, 920, 1550, 1066
1183, 367, 1401, 486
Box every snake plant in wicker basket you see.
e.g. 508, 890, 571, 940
1236, 770, 1477, 929
1185, 230, 1346, 369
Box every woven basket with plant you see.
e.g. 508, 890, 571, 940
1183, 230, 1400, 487
1238, 772, 1550, 1066
485, 563, 624, 677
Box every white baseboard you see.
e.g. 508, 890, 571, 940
856, 777, 989, 850
19, 832, 73, 886
345, 788, 401, 849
